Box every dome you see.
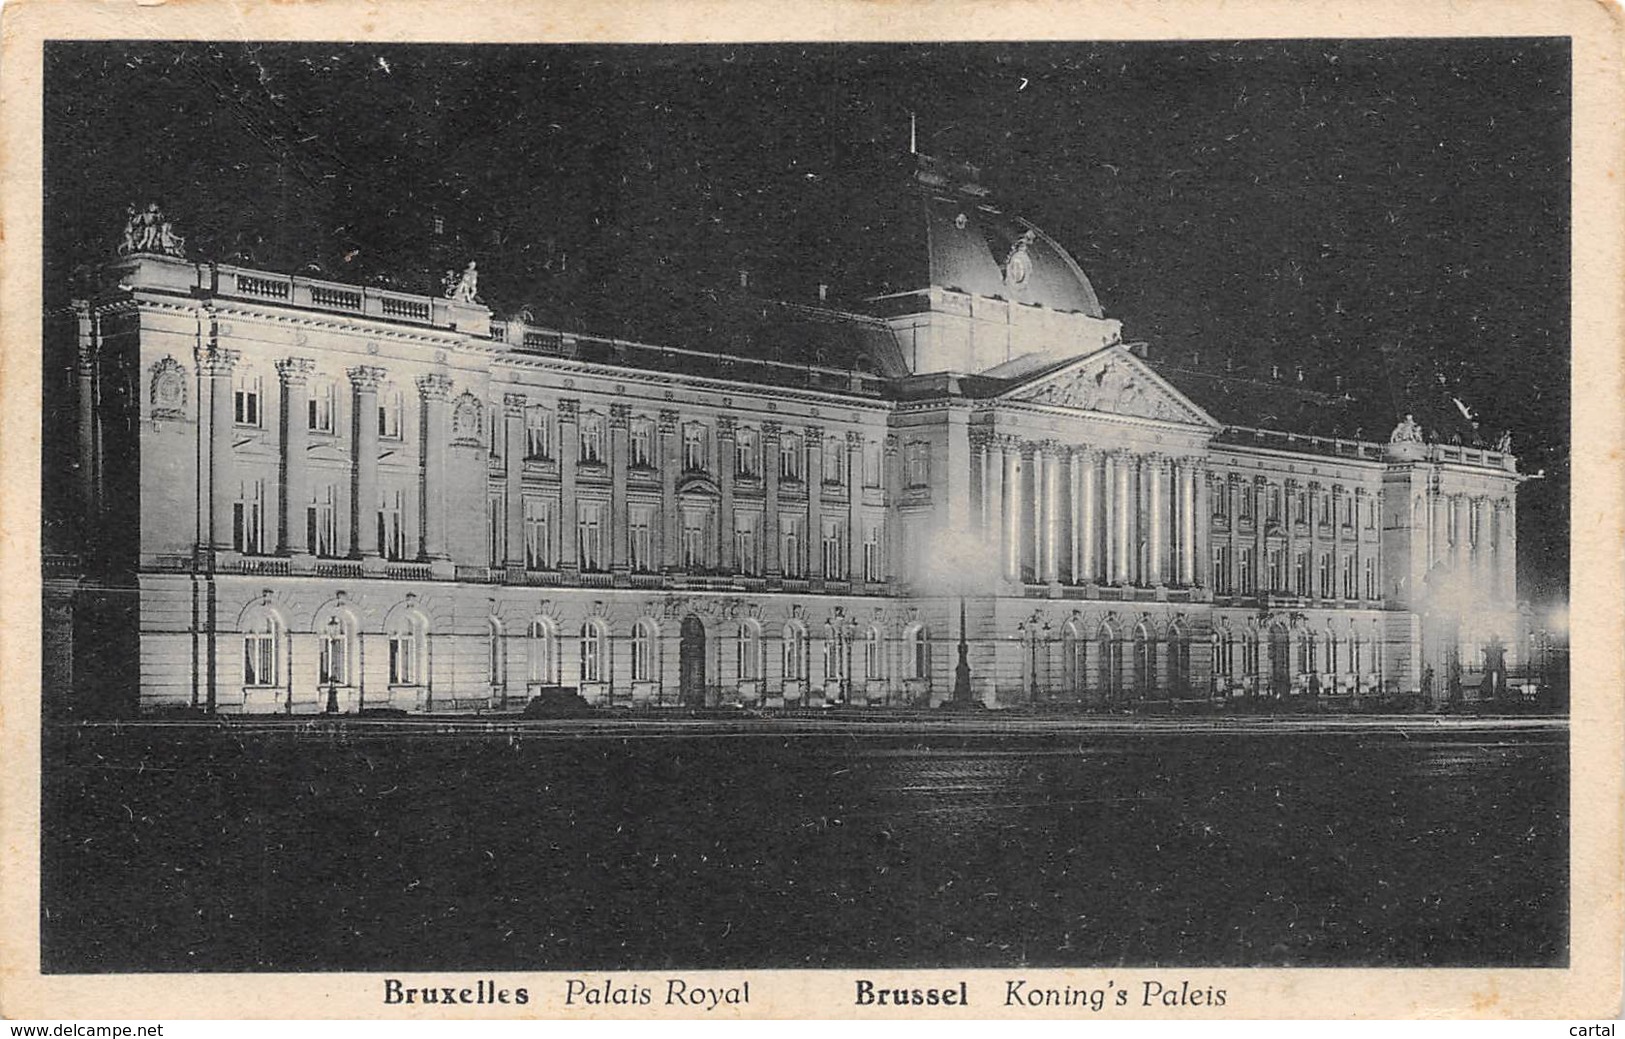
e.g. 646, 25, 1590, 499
922, 193, 1104, 317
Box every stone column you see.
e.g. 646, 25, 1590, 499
1352, 488, 1368, 601
1002, 438, 1022, 583
610, 404, 632, 573
1472, 496, 1492, 594
1029, 444, 1046, 583
883, 434, 901, 582
276, 357, 315, 555
76, 313, 97, 533
762, 422, 782, 577
503, 393, 527, 568
717, 416, 737, 573
416, 373, 452, 561
1181, 459, 1198, 585
1450, 493, 1468, 576
559, 399, 580, 570
1147, 454, 1166, 586
1253, 476, 1268, 594
200, 345, 241, 551
1331, 483, 1346, 598
1226, 474, 1241, 591
983, 433, 1006, 560
659, 409, 680, 570
1101, 451, 1117, 584
1115, 451, 1132, 586
1195, 464, 1212, 589
346, 365, 384, 559
1077, 448, 1096, 585
846, 431, 864, 582
1429, 479, 1448, 570
806, 426, 824, 579
1041, 441, 1061, 585
1495, 498, 1516, 600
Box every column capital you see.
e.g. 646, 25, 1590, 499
275, 356, 316, 384
415, 372, 453, 400
558, 398, 581, 422
1470, 492, 1490, 506
1353, 485, 1370, 498
1146, 451, 1170, 471
761, 420, 782, 440
1069, 444, 1096, 462
716, 414, 737, 438
884, 434, 900, 456
609, 402, 632, 428
346, 365, 387, 391
967, 427, 995, 447
503, 392, 529, 415
1038, 438, 1064, 458
845, 429, 865, 448
658, 408, 680, 433
1252, 473, 1269, 487
194, 345, 240, 375
1306, 480, 1323, 492
1331, 482, 1346, 496
804, 423, 824, 441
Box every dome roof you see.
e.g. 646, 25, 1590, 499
922, 193, 1104, 317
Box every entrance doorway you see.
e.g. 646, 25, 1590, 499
679, 615, 706, 706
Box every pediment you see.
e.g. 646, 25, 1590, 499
1000, 346, 1218, 428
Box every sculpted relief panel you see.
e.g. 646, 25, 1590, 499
1016, 356, 1203, 425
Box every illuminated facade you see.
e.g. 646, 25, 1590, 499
42, 157, 1525, 715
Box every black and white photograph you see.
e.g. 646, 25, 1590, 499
7, 3, 1619, 1020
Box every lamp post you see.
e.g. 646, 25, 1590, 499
323, 614, 340, 715
952, 593, 972, 704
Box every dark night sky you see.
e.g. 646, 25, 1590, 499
42, 40, 1570, 602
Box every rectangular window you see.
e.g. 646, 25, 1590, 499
779, 435, 802, 482
307, 486, 338, 558
1293, 493, 1306, 524
526, 407, 554, 460
378, 390, 403, 440
1364, 558, 1378, 600
864, 441, 882, 488
389, 633, 418, 685
376, 490, 406, 561
1366, 499, 1377, 529
1341, 555, 1355, 599
1294, 553, 1308, 596
579, 415, 605, 464
682, 423, 708, 473
233, 480, 265, 555
488, 405, 503, 460
233, 375, 262, 427
735, 428, 759, 477
823, 438, 844, 486
1317, 553, 1332, 598
308, 380, 335, 433
1213, 546, 1229, 594
782, 516, 804, 577
904, 441, 931, 488
244, 630, 277, 687
487, 495, 505, 567
1239, 547, 1255, 594
1238, 488, 1254, 521
524, 497, 554, 569
1268, 548, 1284, 591
578, 503, 605, 571
1267, 487, 1281, 523
734, 516, 759, 576
630, 507, 655, 573
821, 520, 844, 579
1214, 484, 1230, 519
630, 419, 654, 468
862, 525, 882, 582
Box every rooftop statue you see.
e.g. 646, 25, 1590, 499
117, 202, 187, 259
1389, 413, 1424, 444
445, 260, 480, 303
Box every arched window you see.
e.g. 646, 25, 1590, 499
388, 613, 426, 686
488, 618, 506, 687
242, 608, 282, 687
782, 621, 807, 681
737, 621, 762, 681
579, 620, 608, 684
1327, 630, 1340, 673
1350, 634, 1363, 676
863, 626, 883, 683
1133, 624, 1156, 697
1098, 623, 1122, 700
317, 611, 353, 687
908, 625, 931, 681
1062, 622, 1087, 699
528, 618, 558, 685
1169, 623, 1190, 695
632, 618, 659, 682
1303, 631, 1318, 674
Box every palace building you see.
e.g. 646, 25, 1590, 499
42, 155, 1526, 716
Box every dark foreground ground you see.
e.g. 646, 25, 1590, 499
40, 716, 1567, 972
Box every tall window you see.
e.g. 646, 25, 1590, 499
782, 622, 807, 681
488, 402, 502, 459
630, 418, 655, 468
578, 502, 605, 571
1303, 632, 1318, 674
1169, 625, 1190, 694
1267, 486, 1282, 523
1294, 552, 1308, 596
863, 440, 882, 488
579, 621, 607, 684
1317, 553, 1332, 598
1365, 498, 1377, 529
1327, 632, 1341, 674
823, 437, 844, 485
782, 516, 804, 577
1214, 633, 1234, 677
233, 480, 265, 554
1238, 547, 1255, 594
904, 441, 931, 488
1242, 633, 1260, 676
908, 626, 931, 681
1293, 492, 1306, 524
388, 615, 424, 686
233, 372, 262, 426
1214, 484, 1230, 520
681, 506, 712, 571
821, 625, 848, 683
1341, 556, 1355, 599
1238, 487, 1254, 521
864, 627, 883, 682
682, 422, 708, 472
629, 507, 655, 573
1319, 491, 1332, 524
1099, 624, 1122, 700
488, 619, 506, 688
632, 619, 659, 682
1133, 626, 1155, 696
1268, 548, 1284, 592
524, 497, 555, 569
1364, 558, 1377, 600
1213, 546, 1230, 593
242, 610, 280, 687
821, 520, 844, 579
307, 485, 338, 557
318, 614, 350, 686
308, 378, 336, 433
735, 428, 759, 477
779, 433, 803, 482
862, 525, 882, 582
579, 413, 605, 464
525, 406, 554, 460
378, 387, 403, 439
528, 618, 558, 684
377, 490, 406, 561
734, 515, 759, 576
738, 622, 762, 681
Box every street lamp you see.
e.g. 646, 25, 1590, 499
952, 594, 972, 703
916, 518, 987, 708
323, 614, 341, 715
